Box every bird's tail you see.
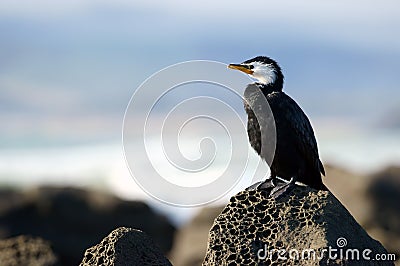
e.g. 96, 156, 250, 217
317, 183, 328, 191
319, 159, 325, 176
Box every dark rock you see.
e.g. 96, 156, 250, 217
0, 186, 175, 265
0, 235, 58, 266
80, 227, 171, 266
366, 166, 400, 259
203, 185, 395, 265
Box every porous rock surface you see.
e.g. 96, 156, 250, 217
80, 227, 172, 266
0, 235, 58, 266
203, 185, 394, 266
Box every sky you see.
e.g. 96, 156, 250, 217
0, 1, 399, 187
1, 1, 400, 146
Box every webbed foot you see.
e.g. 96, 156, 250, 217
269, 177, 297, 199
246, 176, 276, 192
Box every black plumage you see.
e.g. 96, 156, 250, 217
230, 56, 326, 191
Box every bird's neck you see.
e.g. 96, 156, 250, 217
256, 82, 283, 94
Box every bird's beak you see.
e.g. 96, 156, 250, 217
228, 64, 253, 74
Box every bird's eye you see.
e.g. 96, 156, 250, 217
248, 65, 254, 69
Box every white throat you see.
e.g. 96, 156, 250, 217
249, 62, 277, 85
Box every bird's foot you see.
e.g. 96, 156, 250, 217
257, 178, 276, 190
246, 177, 275, 192
269, 177, 297, 200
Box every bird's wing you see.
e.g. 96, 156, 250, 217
244, 102, 261, 155
268, 92, 325, 176
244, 84, 276, 163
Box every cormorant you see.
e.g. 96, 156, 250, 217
228, 56, 326, 198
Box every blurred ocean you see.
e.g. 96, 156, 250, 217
1, 126, 399, 187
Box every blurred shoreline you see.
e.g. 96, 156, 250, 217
0, 124, 399, 223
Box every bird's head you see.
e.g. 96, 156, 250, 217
228, 56, 284, 91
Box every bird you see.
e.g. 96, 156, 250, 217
228, 56, 326, 198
